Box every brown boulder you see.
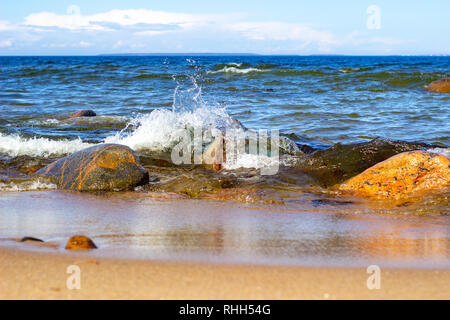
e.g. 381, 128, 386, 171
37, 144, 149, 191
65, 236, 97, 250
339, 151, 450, 200
294, 138, 434, 188
70, 110, 97, 118
426, 78, 450, 93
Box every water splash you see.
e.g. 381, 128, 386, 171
105, 76, 242, 153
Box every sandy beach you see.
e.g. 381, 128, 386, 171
1, 246, 449, 300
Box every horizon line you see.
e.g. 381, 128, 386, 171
0, 52, 449, 57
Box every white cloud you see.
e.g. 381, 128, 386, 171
226, 22, 337, 44
344, 31, 405, 46
113, 40, 123, 48
0, 39, 12, 47
0, 8, 409, 54
74, 41, 92, 47
22, 9, 224, 32
0, 20, 17, 31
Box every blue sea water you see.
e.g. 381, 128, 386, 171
0, 55, 448, 147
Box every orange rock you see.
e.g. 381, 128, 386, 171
65, 235, 97, 250
426, 78, 450, 93
339, 151, 450, 200
199, 136, 226, 171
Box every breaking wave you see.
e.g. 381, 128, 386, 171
207, 66, 267, 74
0, 133, 92, 158
0, 76, 296, 172
427, 148, 450, 158
105, 78, 244, 153
0, 178, 57, 192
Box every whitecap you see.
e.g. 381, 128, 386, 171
427, 147, 450, 158
207, 67, 267, 74
0, 133, 93, 158
0, 178, 57, 192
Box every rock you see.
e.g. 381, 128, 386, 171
37, 144, 149, 191
65, 236, 97, 250
70, 110, 97, 118
20, 237, 44, 243
339, 151, 450, 200
201, 136, 225, 171
294, 138, 437, 188
426, 78, 450, 93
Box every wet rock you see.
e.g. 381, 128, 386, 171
426, 78, 450, 93
65, 235, 97, 250
201, 136, 225, 171
20, 237, 44, 243
339, 151, 450, 200
37, 144, 149, 191
294, 138, 437, 188
70, 110, 97, 118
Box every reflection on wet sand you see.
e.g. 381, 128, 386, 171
0, 191, 448, 268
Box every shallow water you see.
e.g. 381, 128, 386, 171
0, 191, 448, 268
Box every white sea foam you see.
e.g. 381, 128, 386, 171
105, 81, 242, 153
105, 106, 241, 152
0, 133, 92, 158
27, 115, 128, 126
0, 179, 57, 192
427, 147, 450, 158
338, 68, 361, 73
207, 67, 266, 74
223, 153, 281, 171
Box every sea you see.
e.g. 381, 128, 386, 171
0, 55, 448, 267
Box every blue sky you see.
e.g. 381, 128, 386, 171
0, 0, 449, 55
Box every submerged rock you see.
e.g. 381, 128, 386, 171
37, 144, 149, 191
426, 78, 450, 93
339, 151, 450, 200
70, 110, 97, 118
65, 235, 97, 250
20, 237, 44, 243
294, 138, 436, 187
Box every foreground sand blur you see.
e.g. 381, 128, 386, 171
0, 247, 448, 300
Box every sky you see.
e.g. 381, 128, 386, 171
0, 0, 449, 55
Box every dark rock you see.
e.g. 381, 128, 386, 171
20, 237, 44, 243
426, 78, 450, 93
70, 110, 97, 118
65, 235, 97, 250
294, 138, 438, 188
37, 144, 149, 191
311, 199, 353, 207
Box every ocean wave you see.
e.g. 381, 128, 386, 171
271, 70, 330, 76
207, 67, 267, 74
0, 178, 57, 192
338, 68, 361, 73
104, 106, 242, 152
0, 133, 92, 158
427, 148, 450, 158
223, 153, 292, 171
24, 115, 129, 128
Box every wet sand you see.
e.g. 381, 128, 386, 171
0, 190, 449, 299
1, 246, 449, 300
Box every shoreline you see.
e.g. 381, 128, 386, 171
1, 246, 449, 299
